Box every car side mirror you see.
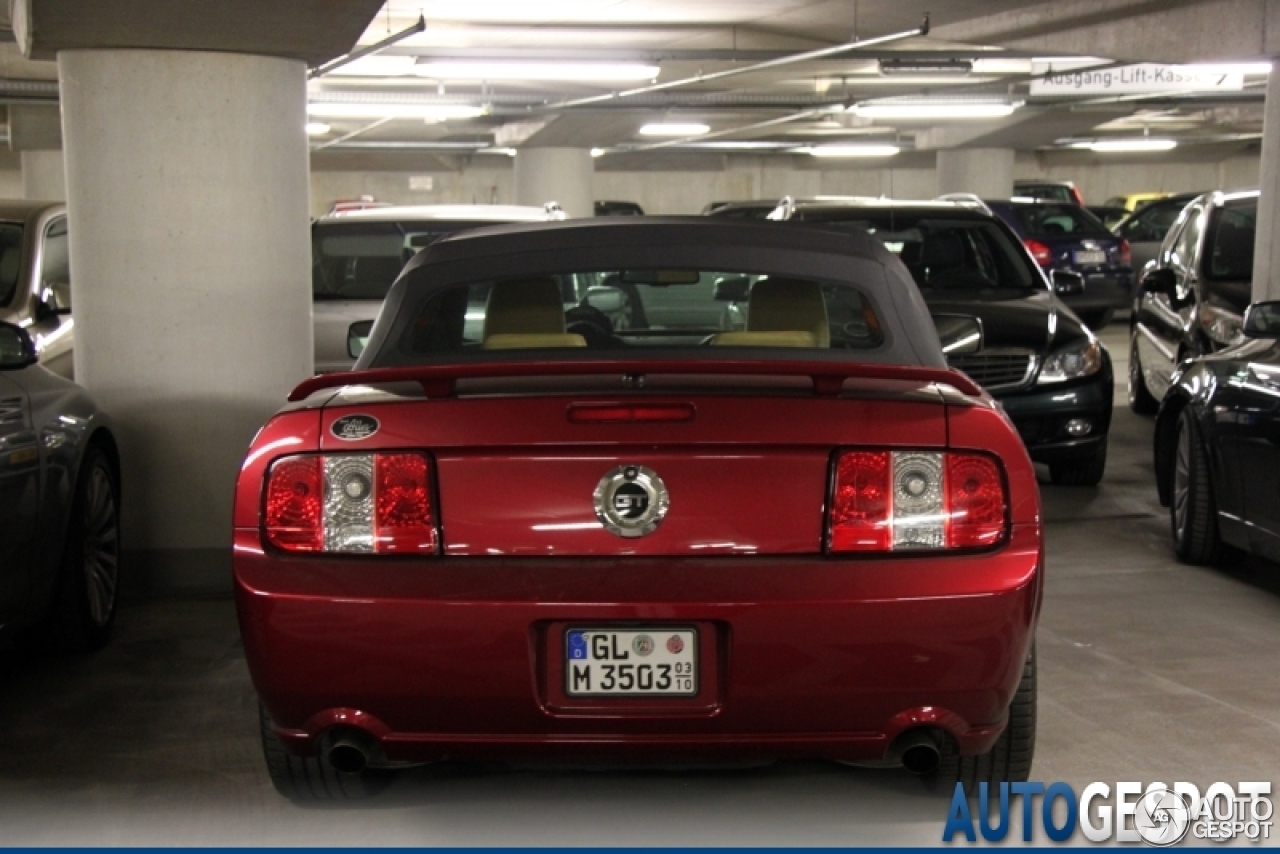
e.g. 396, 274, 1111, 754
1242, 300, 1280, 338
713, 276, 751, 302
1140, 268, 1178, 301
582, 285, 628, 314
347, 320, 373, 360
0, 320, 38, 370
1050, 269, 1085, 296
932, 313, 984, 357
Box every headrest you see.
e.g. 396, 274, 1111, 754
744, 277, 829, 348
0, 247, 21, 285
484, 278, 567, 339
921, 232, 966, 269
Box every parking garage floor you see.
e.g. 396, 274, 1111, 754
2, 325, 1278, 846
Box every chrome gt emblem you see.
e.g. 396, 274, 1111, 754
593, 465, 669, 538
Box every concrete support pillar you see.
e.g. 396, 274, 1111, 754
59, 49, 313, 587
514, 147, 594, 218
1253, 67, 1280, 302
20, 149, 65, 201
935, 148, 1015, 199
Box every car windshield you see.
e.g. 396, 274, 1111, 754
397, 269, 884, 357
795, 213, 1042, 297
1005, 204, 1111, 238
1203, 197, 1257, 282
312, 220, 505, 301
0, 222, 24, 306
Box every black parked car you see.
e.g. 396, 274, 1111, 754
1112, 192, 1202, 280
1129, 190, 1256, 415
986, 199, 1133, 329
0, 321, 120, 650
749, 198, 1113, 485
1154, 300, 1280, 565
594, 200, 645, 216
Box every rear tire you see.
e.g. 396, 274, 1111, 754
1128, 335, 1159, 415
259, 704, 393, 802
39, 446, 120, 652
930, 646, 1036, 791
1171, 409, 1242, 566
1049, 442, 1107, 487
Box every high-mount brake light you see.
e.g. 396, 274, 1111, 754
1023, 239, 1053, 267
264, 453, 437, 554
829, 449, 1007, 553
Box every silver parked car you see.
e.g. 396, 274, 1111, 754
0, 201, 73, 379
311, 204, 566, 372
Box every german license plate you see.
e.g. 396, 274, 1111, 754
565, 628, 697, 696
1074, 249, 1106, 265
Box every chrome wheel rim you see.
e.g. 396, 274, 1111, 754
82, 464, 119, 627
1173, 420, 1191, 540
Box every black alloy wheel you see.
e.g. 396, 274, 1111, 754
1171, 409, 1240, 566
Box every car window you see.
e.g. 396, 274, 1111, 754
40, 217, 70, 311
795, 213, 1041, 297
1006, 204, 1111, 238
1202, 198, 1257, 282
312, 220, 506, 301
1121, 202, 1183, 242
1172, 204, 1204, 272
1015, 184, 1072, 202
0, 222, 24, 306
399, 270, 884, 357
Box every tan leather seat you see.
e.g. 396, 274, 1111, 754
482, 278, 586, 350
712, 277, 829, 348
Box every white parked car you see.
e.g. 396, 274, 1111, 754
312, 204, 566, 372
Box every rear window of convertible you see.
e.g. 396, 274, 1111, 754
398, 270, 884, 356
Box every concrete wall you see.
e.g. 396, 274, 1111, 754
311, 153, 1261, 217
0, 170, 23, 199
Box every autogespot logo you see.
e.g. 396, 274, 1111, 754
943, 781, 1273, 845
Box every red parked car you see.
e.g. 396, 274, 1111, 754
234, 218, 1043, 800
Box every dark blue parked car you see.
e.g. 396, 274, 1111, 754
987, 199, 1132, 328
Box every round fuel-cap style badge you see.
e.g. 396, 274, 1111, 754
593, 464, 669, 538
331, 414, 380, 441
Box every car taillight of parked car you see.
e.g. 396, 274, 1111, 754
1023, 239, 1053, 267
828, 450, 1007, 552
1118, 239, 1132, 267
264, 453, 437, 554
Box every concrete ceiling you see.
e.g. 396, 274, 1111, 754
0, 1, 1270, 168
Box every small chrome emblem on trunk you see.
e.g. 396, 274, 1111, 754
593, 464, 669, 538
331, 414, 380, 441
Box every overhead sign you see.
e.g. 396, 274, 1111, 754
1030, 62, 1244, 96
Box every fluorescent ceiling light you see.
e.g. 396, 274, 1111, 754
638, 122, 710, 137
850, 100, 1020, 119
307, 102, 486, 121
479, 147, 518, 156
1082, 138, 1177, 152
327, 55, 417, 77
415, 60, 659, 81
800, 143, 901, 157
879, 58, 972, 75
305, 122, 331, 136
590, 147, 607, 157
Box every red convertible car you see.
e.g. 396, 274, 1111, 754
234, 218, 1042, 800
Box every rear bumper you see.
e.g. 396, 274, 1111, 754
234, 526, 1043, 764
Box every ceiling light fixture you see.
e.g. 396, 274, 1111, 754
305, 122, 332, 136
799, 143, 901, 157
1082, 138, 1178, 153
414, 60, 659, 81
638, 122, 710, 137
878, 58, 972, 75
850, 100, 1021, 119
590, 147, 607, 157
307, 103, 487, 121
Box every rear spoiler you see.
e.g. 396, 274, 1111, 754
288, 358, 982, 402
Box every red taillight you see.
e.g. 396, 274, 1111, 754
1118, 239, 1132, 267
1023, 239, 1053, 267
829, 451, 892, 551
375, 453, 437, 554
945, 453, 1007, 549
264, 455, 324, 552
828, 449, 1007, 553
264, 452, 437, 554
